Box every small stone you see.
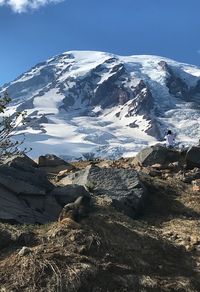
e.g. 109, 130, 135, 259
18, 246, 31, 257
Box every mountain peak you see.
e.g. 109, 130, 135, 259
1, 51, 200, 159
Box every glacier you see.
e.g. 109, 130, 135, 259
1, 50, 200, 159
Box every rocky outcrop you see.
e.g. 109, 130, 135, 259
36, 154, 76, 174
186, 146, 200, 169
3, 154, 38, 168
3, 143, 200, 225
145, 118, 163, 140
37, 154, 73, 168
59, 165, 147, 218
158, 61, 189, 100
127, 80, 154, 116
0, 164, 53, 195
135, 145, 181, 166
0, 155, 87, 224
0, 158, 56, 223
92, 64, 129, 108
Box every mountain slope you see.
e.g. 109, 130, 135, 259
1, 51, 200, 159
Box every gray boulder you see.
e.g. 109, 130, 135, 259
0, 185, 62, 224
60, 165, 147, 218
0, 185, 36, 223
135, 145, 180, 167
0, 157, 91, 224
3, 154, 38, 169
36, 154, 74, 168
36, 154, 76, 174
19, 194, 62, 223
51, 184, 91, 206
0, 157, 60, 224
0, 164, 53, 195
186, 146, 200, 169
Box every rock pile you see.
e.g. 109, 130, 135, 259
0, 154, 89, 224
1, 144, 200, 224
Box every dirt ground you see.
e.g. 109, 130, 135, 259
1, 161, 200, 291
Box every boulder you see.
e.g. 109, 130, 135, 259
18, 246, 31, 257
0, 160, 60, 224
0, 184, 62, 224
2, 154, 38, 169
51, 184, 91, 206
186, 146, 200, 169
0, 164, 53, 195
60, 165, 147, 218
36, 154, 74, 168
36, 154, 76, 174
0, 185, 36, 224
135, 145, 181, 167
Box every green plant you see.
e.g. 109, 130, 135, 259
0, 91, 29, 160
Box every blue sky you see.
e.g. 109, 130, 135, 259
0, 0, 200, 85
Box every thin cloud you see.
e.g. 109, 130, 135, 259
0, 0, 63, 13
197, 50, 200, 54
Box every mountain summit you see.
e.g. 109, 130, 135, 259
1, 51, 200, 159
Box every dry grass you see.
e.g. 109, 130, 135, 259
1, 162, 200, 291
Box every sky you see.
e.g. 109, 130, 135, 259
0, 0, 200, 85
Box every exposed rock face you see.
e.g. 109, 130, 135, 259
145, 119, 163, 140
186, 146, 200, 168
190, 79, 200, 102
60, 165, 147, 218
135, 145, 181, 167
92, 63, 129, 108
158, 61, 189, 100
127, 80, 154, 116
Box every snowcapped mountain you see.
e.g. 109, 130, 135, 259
1, 50, 200, 159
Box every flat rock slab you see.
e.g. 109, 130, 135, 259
0, 164, 53, 195
0, 158, 60, 224
135, 145, 181, 167
0, 184, 62, 224
61, 166, 147, 218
